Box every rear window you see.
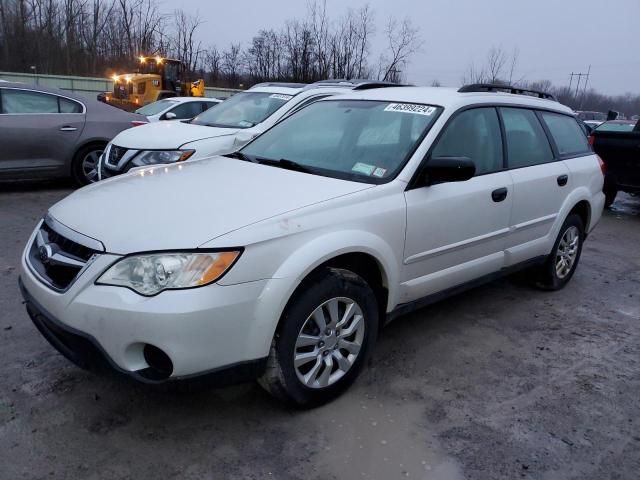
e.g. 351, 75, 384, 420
540, 112, 590, 156
595, 122, 636, 133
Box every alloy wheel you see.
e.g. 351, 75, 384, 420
293, 297, 366, 389
82, 149, 103, 183
555, 225, 580, 279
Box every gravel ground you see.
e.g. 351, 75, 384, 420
0, 182, 638, 480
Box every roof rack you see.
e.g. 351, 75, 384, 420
306, 79, 407, 91
458, 83, 556, 101
250, 82, 308, 89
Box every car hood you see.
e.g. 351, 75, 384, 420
111, 120, 239, 150
48, 157, 373, 253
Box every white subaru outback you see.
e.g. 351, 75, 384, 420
20, 84, 605, 406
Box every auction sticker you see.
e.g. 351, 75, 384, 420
269, 94, 293, 101
384, 103, 436, 116
352, 162, 376, 175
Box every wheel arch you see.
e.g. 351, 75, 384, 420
568, 199, 591, 235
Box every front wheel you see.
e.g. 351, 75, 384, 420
535, 214, 584, 291
258, 268, 379, 407
72, 144, 105, 186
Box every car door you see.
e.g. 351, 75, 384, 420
402, 107, 513, 302
0, 88, 84, 175
499, 107, 571, 265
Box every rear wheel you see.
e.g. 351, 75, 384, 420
72, 144, 105, 186
535, 214, 584, 291
258, 268, 378, 407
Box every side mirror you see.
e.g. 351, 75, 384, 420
164, 111, 177, 120
421, 156, 475, 185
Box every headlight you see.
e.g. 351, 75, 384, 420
97, 251, 241, 296
132, 150, 195, 167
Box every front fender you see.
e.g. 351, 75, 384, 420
270, 230, 401, 312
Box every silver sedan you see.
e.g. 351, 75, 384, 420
0, 82, 147, 185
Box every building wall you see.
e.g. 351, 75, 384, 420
0, 72, 239, 99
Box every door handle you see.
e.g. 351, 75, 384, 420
557, 174, 568, 186
59, 126, 77, 132
491, 187, 508, 202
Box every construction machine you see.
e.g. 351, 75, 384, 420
100, 56, 205, 111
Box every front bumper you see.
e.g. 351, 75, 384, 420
19, 244, 281, 384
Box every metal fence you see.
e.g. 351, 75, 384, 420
0, 71, 240, 99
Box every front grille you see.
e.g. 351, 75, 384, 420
27, 220, 101, 291
107, 145, 127, 167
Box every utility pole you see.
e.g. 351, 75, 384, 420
568, 69, 590, 108
579, 65, 592, 109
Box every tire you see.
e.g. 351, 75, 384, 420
71, 144, 105, 186
258, 267, 379, 407
535, 213, 584, 291
604, 188, 617, 208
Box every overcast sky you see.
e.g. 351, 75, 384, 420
174, 0, 639, 96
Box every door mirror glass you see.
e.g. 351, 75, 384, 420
422, 156, 475, 184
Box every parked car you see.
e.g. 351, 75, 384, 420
135, 97, 222, 122
0, 82, 147, 185
19, 84, 605, 406
97, 79, 401, 180
589, 119, 640, 207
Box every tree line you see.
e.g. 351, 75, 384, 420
0, 0, 637, 116
0, 0, 421, 86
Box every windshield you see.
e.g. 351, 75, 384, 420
136, 99, 177, 116
190, 91, 293, 128
596, 121, 636, 132
239, 100, 442, 182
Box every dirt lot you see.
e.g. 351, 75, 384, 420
0, 183, 639, 480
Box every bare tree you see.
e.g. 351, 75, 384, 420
378, 17, 421, 82
171, 9, 202, 73
221, 43, 242, 87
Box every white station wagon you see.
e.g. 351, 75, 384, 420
20, 84, 605, 406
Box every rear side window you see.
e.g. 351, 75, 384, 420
540, 112, 590, 156
59, 97, 83, 113
431, 107, 503, 175
1, 89, 58, 113
501, 108, 554, 168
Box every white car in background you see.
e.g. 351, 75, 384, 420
21, 84, 604, 406
135, 97, 222, 122
97, 80, 400, 180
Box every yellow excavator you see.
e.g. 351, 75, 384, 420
100, 56, 205, 111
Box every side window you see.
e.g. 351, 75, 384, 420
137, 82, 146, 95
501, 108, 554, 168
167, 102, 202, 119
201, 101, 217, 112
431, 107, 503, 175
539, 112, 590, 156
1, 89, 58, 114
59, 97, 83, 113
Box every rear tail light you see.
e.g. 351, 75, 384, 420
597, 155, 606, 176
131, 121, 148, 127
588, 134, 594, 146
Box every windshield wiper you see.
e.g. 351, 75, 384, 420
256, 158, 314, 174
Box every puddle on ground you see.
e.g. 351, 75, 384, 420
304, 394, 465, 480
